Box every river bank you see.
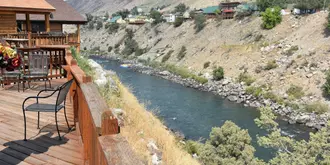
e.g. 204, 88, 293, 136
90, 55, 329, 130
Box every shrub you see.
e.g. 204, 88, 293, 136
305, 102, 329, 114
322, 70, 330, 97
150, 10, 164, 25
287, 85, 304, 99
194, 14, 206, 33
204, 61, 211, 69
162, 50, 174, 63
135, 48, 144, 56
106, 23, 120, 34
285, 45, 299, 56
174, 17, 184, 27
108, 46, 113, 52
177, 46, 187, 60
192, 75, 208, 84
213, 67, 224, 81
174, 3, 188, 13
96, 20, 103, 30
184, 140, 202, 155
255, 66, 263, 73
246, 86, 263, 97
238, 73, 255, 86
87, 21, 94, 30
310, 62, 318, 68
264, 60, 278, 70
121, 38, 139, 56
261, 6, 282, 29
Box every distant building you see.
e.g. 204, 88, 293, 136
126, 15, 147, 25
220, 2, 241, 19
163, 14, 176, 23
183, 11, 190, 19
109, 16, 125, 23
201, 6, 220, 18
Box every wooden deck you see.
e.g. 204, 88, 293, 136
0, 79, 84, 165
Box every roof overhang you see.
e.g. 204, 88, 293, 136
0, 0, 55, 14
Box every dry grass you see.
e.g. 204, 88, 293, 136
107, 77, 200, 165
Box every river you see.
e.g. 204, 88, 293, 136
92, 57, 313, 161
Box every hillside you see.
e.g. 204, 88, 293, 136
66, 0, 222, 15
78, 11, 330, 109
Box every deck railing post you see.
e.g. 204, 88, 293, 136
101, 111, 119, 135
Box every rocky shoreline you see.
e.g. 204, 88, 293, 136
91, 55, 329, 130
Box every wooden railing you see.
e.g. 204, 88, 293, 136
1, 33, 80, 49
64, 51, 143, 165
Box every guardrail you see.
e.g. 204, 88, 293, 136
64, 51, 143, 165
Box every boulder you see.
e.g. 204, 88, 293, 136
159, 70, 171, 76
227, 95, 238, 102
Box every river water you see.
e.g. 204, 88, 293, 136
92, 57, 313, 161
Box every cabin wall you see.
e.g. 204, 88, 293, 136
21, 22, 63, 32
0, 12, 17, 34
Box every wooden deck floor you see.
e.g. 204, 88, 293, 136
0, 79, 84, 165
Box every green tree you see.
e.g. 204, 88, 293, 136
105, 23, 120, 34
256, 0, 287, 11
255, 107, 330, 165
323, 70, 330, 97
174, 17, 184, 27
104, 12, 109, 20
174, 3, 188, 13
112, 9, 130, 19
86, 13, 94, 22
194, 14, 206, 33
199, 121, 265, 165
213, 67, 224, 81
96, 20, 103, 30
261, 6, 282, 29
87, 21, 94, 30
131, 6, 139, 15
150, 10, 164, 25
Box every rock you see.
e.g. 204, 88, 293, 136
152, 154, 162, 165
306, 74, 313, 78
147, 141, 159, 154
113, 108, 124, 116
192, 153, 198, 159
288, 120, 296, 124
222, 79, 230, 85
227, 95, 238, 102
291, 70, 296, 74
159, 70, 171, 76
296, 115, 310, 124
204, 72, 213, 80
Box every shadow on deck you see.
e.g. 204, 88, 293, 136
0, 79, 83, 165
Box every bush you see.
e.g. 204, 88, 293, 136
177, 46, 187, 60
87, 21, 94, 30
255, 66, 263, 73
246, 86, 263, 97
174, 3, 188, 13
238, 73, 255, 86
194, 14, 206, 33
264, 60, 278, 70
96, 20, 103, 30
261, 6, 282, 29
174, 17, 184, 27
108, 46, 113, 52
162, 50, 174, 63
135, 48, 144, 56
192, 75, 208, 84
213, 67, 224, 81
287, 85, 304, 99
204, 61, 211, 69
106, 23, 120, 34
322, 70, 330, 97
184, 140, 202, 155
150, 10, 164, 25
305, 102, 329, 114
285, 45, 299, 56
121, 38, 139, 56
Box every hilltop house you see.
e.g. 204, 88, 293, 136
220, 2, 241, 19
163, 14, 176, 22
201, 6, 220, 18
16, 0, 86, 33
109, 16, 125, 24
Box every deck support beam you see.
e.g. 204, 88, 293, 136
45, 13, 50, 32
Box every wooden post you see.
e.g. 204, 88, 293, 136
77, 24, 81, 52
25, 14, 31, 32
27, 32, 32, 48
45, 13, 50, 32
101, 111, 119, 135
